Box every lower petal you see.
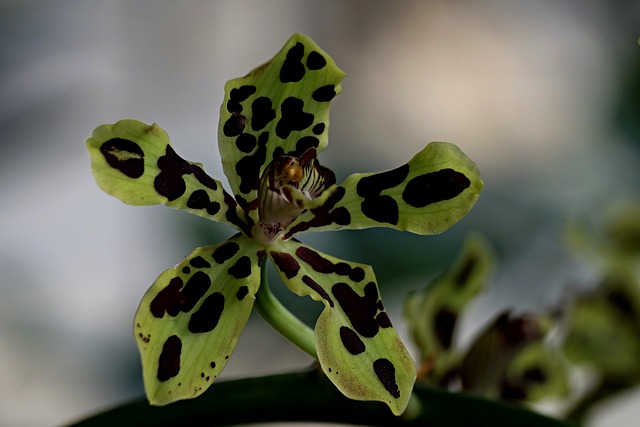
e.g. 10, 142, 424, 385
267, 239, 416, 415
134, 234, 263, 405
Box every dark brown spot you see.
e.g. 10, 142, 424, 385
312, 123, 325, 135
236, 131, 268, 194
339, 326, 365, 355
257, 250, 266, 265
294, 247, 364, 282
306, 51, 327, 70
332, 282, 381, 338
302, 275, 334, 307
251, 97, 276, 131
213, 241, 240, 264
181, 272, 212, 310
376, 312, 392, 328
235, 133, 257, 153
335, 263, 350, 276
357, 165, 410, 225
270, 251, 301, 279
402, 169, 471, 208
361, 195, 400, 225
350, 267, 365, 282
294, 136, 319, 156
227, 85, 256, 114
223, 113, 246, 137
296, 246, 335, 274
357, 165, 409, 198
154, 145, 218, 201
150, 274, 211, 318
188, 292, 225, 333
280, 42, 305, 83
190, 256, 212, 269
100, 138, 144, 178
434, 307, 457, 349
312, 85, 336, 102
148, 283, 179, 319
157, 335, 182, 382
335, 263, 366, 282
228, 256, 252, 279
275, 97, 314, 139
236, 285, 249, 301
331, 206, 351, 226
187, 189, 221, 216
373, 358, 400, 398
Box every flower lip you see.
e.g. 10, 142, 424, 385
257, 148, 336, 244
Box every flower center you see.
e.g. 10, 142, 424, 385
255, 148, 335, 244
286, 163, 304, 183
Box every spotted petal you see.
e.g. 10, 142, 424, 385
267, 239, 416, 415
285, 142, 483, 238
405, 235, 493, 366
134, 234, 263, 405
87, 119, 250, 234
218, 33, 346, 219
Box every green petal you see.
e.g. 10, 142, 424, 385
134, 234, 263, 405
405, 235, 493, 366
285, 142, 483, 238
218, 33, 346, 220
267, 239, 416, 415
87, 119, 250, 234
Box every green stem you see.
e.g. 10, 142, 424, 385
254, 262, 317, 358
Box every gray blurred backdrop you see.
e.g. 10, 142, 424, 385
1, 1, 639, 426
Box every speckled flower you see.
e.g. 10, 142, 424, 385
86, 34, 483, 415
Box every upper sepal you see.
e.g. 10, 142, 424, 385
218, 33, 346, 218
87, 119, 248, 232
286, 142, 483, 237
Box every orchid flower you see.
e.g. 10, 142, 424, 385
86, 33, 483, 415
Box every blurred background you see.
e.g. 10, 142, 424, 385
1, 1, 639, 426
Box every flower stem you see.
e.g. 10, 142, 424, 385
254, 262, 318, 358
